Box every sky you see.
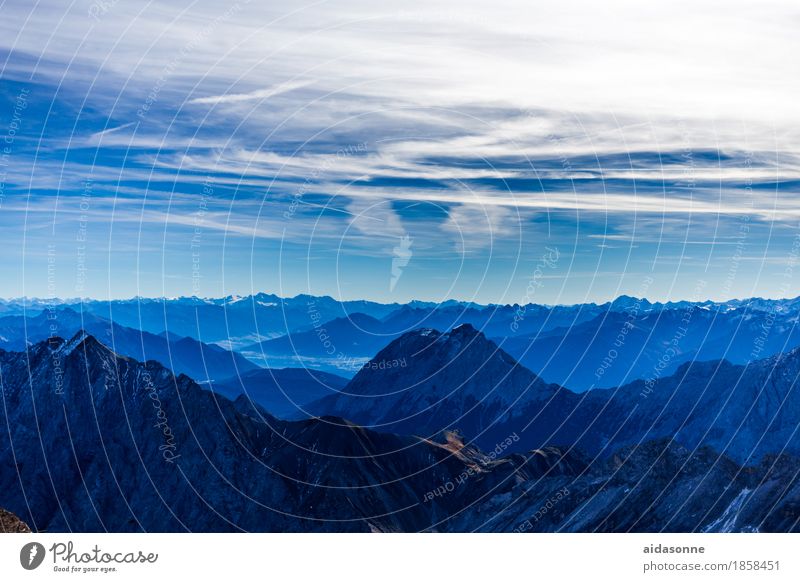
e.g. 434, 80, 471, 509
1, 0, 799, 305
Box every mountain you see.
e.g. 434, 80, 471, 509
13, 295, 402, 346
499, 305, 800, 390
309, 324, 800, 464
0, 333, 482, 532
0, 308, 259, 384
570, 349, 800, 463
211, 367, 348, 419
444, 439, 800, 533
7, 295, 800, 391
247, 295, 800, 389
379, 302, 608, 339
306, 324, 582, 452
0, 333, 797, 532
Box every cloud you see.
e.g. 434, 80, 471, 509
1, 0, 799, 301
87, 121, 137, 143
188, 80, 314, 106
441, 203, 519, 253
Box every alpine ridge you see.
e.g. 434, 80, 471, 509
2, 330, 799, 532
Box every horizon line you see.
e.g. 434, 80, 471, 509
2, 292, 799, 310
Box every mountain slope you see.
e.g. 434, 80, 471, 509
306, 324, 584, 452
310, 325, 800, 464
248, 313, 395, 358
572, 349, 800, 463
445, 439, 800, 533
1, 334, 798, 532
0, 308, 259, 383
211, 367, 348, 419
500, 306, 800, 391
0, 333, 537, 532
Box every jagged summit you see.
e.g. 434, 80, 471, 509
40, 331, 122, 364
441, 322, 481, 338
24, 330, 107, 358
57, 330, 98, 356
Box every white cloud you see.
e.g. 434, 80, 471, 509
87, 121, 137, 143
188, 79, 314, 105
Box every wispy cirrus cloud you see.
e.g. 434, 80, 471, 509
1, 0, 799, 303
188, 79, 314, 106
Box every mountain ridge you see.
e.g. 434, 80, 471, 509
308, 323, 800, 464
1, 332, 799, 532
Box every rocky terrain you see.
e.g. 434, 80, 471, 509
0, 508, 30, 533
1, 331, 799, 532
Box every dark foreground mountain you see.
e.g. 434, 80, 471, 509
446, 439, 800, 533
1, 333, 798, 532
0, 333, 480, 532
306, 324, 582, 452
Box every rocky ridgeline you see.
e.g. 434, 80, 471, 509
0, 331, 798, 532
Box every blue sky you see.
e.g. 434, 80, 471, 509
1, 0, 799, 304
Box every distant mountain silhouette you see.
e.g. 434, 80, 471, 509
6, 295, 800, 390
499, 306, 800, 390
247, 313, 393, 358
0, 295, 401, 345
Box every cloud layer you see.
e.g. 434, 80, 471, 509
1, 0, 798, 304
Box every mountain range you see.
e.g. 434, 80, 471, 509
1, 326, 799, 532
5, 294, 800, 389
308, 323, 800, 464
0, 307, 259, 384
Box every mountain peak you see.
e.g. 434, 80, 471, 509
447, 323, 480, 337
45, 331, 88, 357
365, 323, 508, 375
56, 331, 111, 359
309, 324, 549, 448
